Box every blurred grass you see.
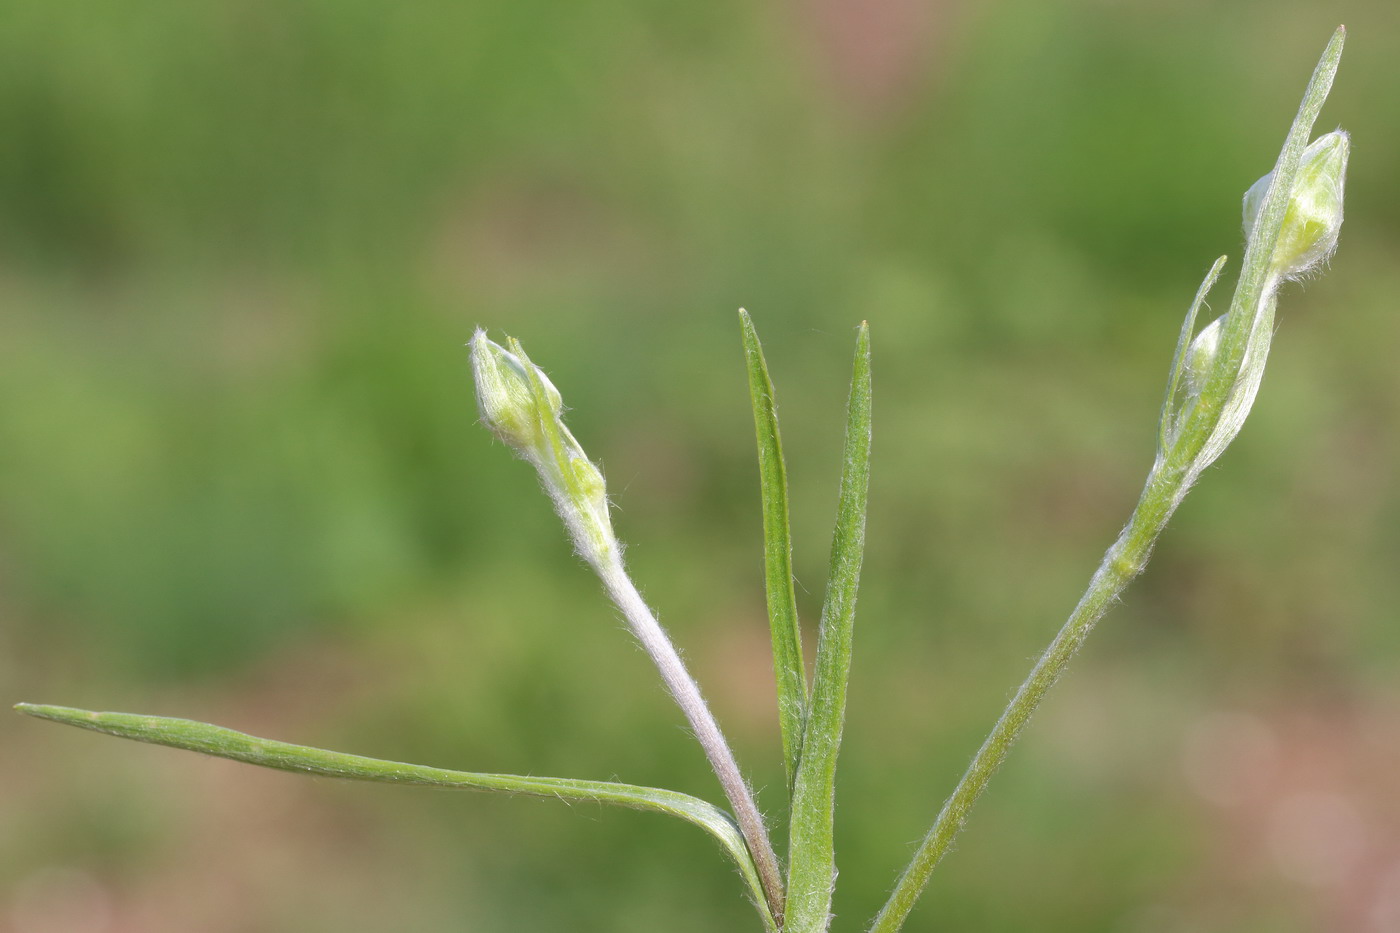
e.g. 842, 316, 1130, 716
3, 1, 1399, 930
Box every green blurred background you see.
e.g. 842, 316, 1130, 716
2, 1, 1398, 931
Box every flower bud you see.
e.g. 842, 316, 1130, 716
470, 330, 618, 563
1182, 315, 1223, 402
470, 329, 562, 453
1243, 130, 1349, 280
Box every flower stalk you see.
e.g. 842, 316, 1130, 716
868, 26, 1348, 933
470, 330, 786, 924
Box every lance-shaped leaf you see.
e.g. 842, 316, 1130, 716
739, 309, 808, 792
15, 703, 778, 933
784, 323, 872, 933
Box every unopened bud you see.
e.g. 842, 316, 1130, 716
1243, 130, 1349, 280
469, 330, 617, 563
1182, 316, 1223, 402
470, 329, 562, 452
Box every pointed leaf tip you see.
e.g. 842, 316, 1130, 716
16, 704, 779, 931
740, 310, 808, 790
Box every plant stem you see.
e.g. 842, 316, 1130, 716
484, 333, 785, 924
597, 557, 786, 926
868, 28, 1345, 932
868, 468, 1177, 933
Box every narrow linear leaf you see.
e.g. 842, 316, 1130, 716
785, 322, 872, 933
15, 703, 778, 933
738, 309, 808, 791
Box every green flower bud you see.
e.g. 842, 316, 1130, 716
1182, 315, 1223, 402
470, 329, 562, 452
469, 330, 617, 563
1243, 130, 1349, 280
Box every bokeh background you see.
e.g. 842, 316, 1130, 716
2, 1, 1398, 931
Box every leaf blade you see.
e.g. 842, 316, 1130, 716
784, 322, 872, 933
738, 309, 808, 792
16, 703, 778, 933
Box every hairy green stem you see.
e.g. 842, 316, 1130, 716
866, 469, 1173, 933
869, 28, 1345, 933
